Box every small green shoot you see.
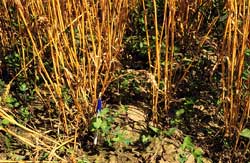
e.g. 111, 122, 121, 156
92, 118, 102, 130
91, 106, 131, 147
181, 136, 194, 150
179, 136, 204, 163
1, 118, 10, 126
141, 135, 151, 144
19, 83, 28, 92
171, 109, 185, 126
176, 109, 185, 117
149, 125, 160, 134
163, 128, 176, 136
240, 128, 250, 139
5, 95, 20, 108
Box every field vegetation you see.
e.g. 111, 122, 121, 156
0, 0, 250, 162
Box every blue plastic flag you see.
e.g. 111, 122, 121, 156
94, 93, 102, 145
96, 97, 102, 114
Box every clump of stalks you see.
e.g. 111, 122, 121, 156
0, 0, 135, 159
144, 0, 219, 123
145, 0, 249, 159
141, 0, 176, 123
221, 0, 250, 153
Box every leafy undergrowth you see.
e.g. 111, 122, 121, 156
0, 100, 212, 163
0, 64, 244, 163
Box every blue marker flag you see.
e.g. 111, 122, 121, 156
94, 93, 102, 145
96, 97, 102, 114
